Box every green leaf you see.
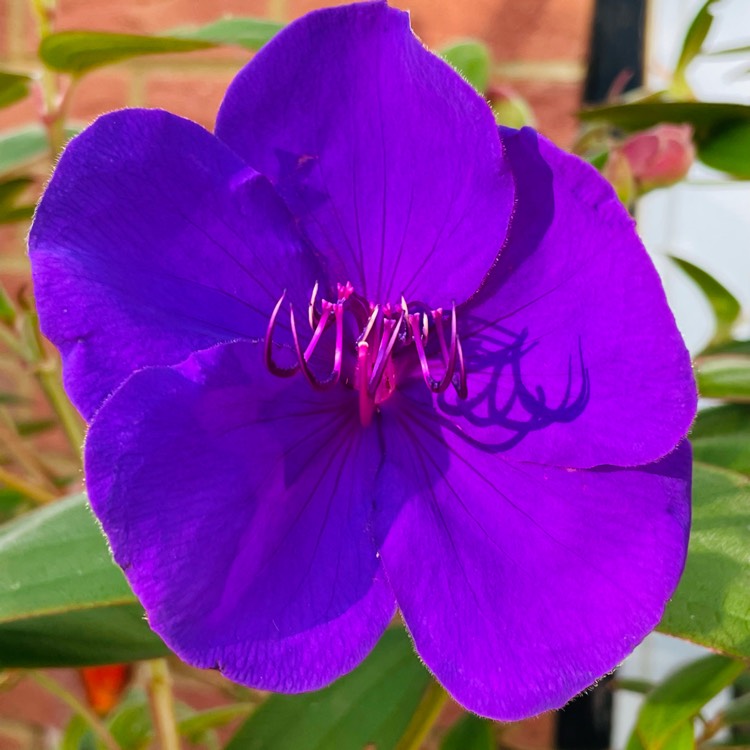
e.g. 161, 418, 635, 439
627, 721, 694, 750
0, 494, 168, 667
627, 655, 741, 750
698, 120, 750, 178
659, 463, 750, 657
61, 715, 93, 750
0, 175, 35, 223
441, 714, 494, 750
707, 44, 750, 56
616, 678, 656, 695
226, 628, 431, 750
172, 17, 283, 51
0, 127, 48, 174
16, 418, 57, 437
723, 692, 750, 724
0, 204, 34, 224
696, 354, 750, 402
711, 339, 750, 356
0, 125, 79, 174
579, 101, 750, 137
0, 176, 32, 207
670, 256, 741, 347
691, 405, 750, 476
439, 41, 491, 94
671, 0, 720, 98
0, 71, 31, 110
107, 689, 153, 750
0, 488, 26, 519
39, 31, 216, 74
179, 704, 253, 743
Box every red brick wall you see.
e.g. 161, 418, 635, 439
0, 0, 593, 144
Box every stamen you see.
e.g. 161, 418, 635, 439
290, 301, 344, 390
453, 332, 468, 399
264, 292, 299, 377
432, 309, 450, 363
409, 305, 458, 394
266, 283, 468, 401
368, 313, 404, 397
303, 300, 333, 361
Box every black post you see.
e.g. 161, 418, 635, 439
584, 0, 647, 103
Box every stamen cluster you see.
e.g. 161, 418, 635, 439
264, 282, 467, 424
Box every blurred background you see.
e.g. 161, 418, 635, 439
0, 0, 749, 748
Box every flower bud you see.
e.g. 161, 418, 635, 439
617, 123, 695, 192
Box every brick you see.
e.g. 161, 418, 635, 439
0, 672, 77, 728
0, 0, 10, 59
512, 79, 583, 147
287, 0, 594, 63
68, 69, 130, 123
0, 94, 39, 132
145, 70, 236, 130
55, 0, 271, 35
505, 712, 556, 748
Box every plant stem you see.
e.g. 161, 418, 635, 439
0, 406, 58, 491
394, 679, 449, 750
35, 360, 85, 456
30, 671, 120, 750
148, 659, 181, 750
20, 305, 85, 457
0, 465, 55, 504
28, 0, 67, 158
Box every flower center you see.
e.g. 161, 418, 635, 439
264, 282, 467, 425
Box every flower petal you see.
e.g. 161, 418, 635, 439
448, 127, 696, 468
30, 109, 323, 420
374, 400, 691, 720
85, 340, 394, 691
215, 1, 512, 308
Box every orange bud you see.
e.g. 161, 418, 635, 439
80, 664, 132, 716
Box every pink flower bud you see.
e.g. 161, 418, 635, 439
618, 123, 695, 191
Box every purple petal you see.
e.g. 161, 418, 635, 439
30, 109, 323, 420
374, 399, 691, 720
215, 1, 512, 308
446, 127, 696, 468
85, 340, 394, 691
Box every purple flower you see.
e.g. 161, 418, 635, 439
29, 1, 696, 720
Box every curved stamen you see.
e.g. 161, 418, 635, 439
409, 306, 458, 394
432, 308, 450, 363
290, 301, 344, 390
368, 313, 404, 397
264, 292, 299, 377
304, 300, 333, 361
453, 332, 468, 399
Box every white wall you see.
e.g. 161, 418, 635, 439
611, 0, 750, 746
